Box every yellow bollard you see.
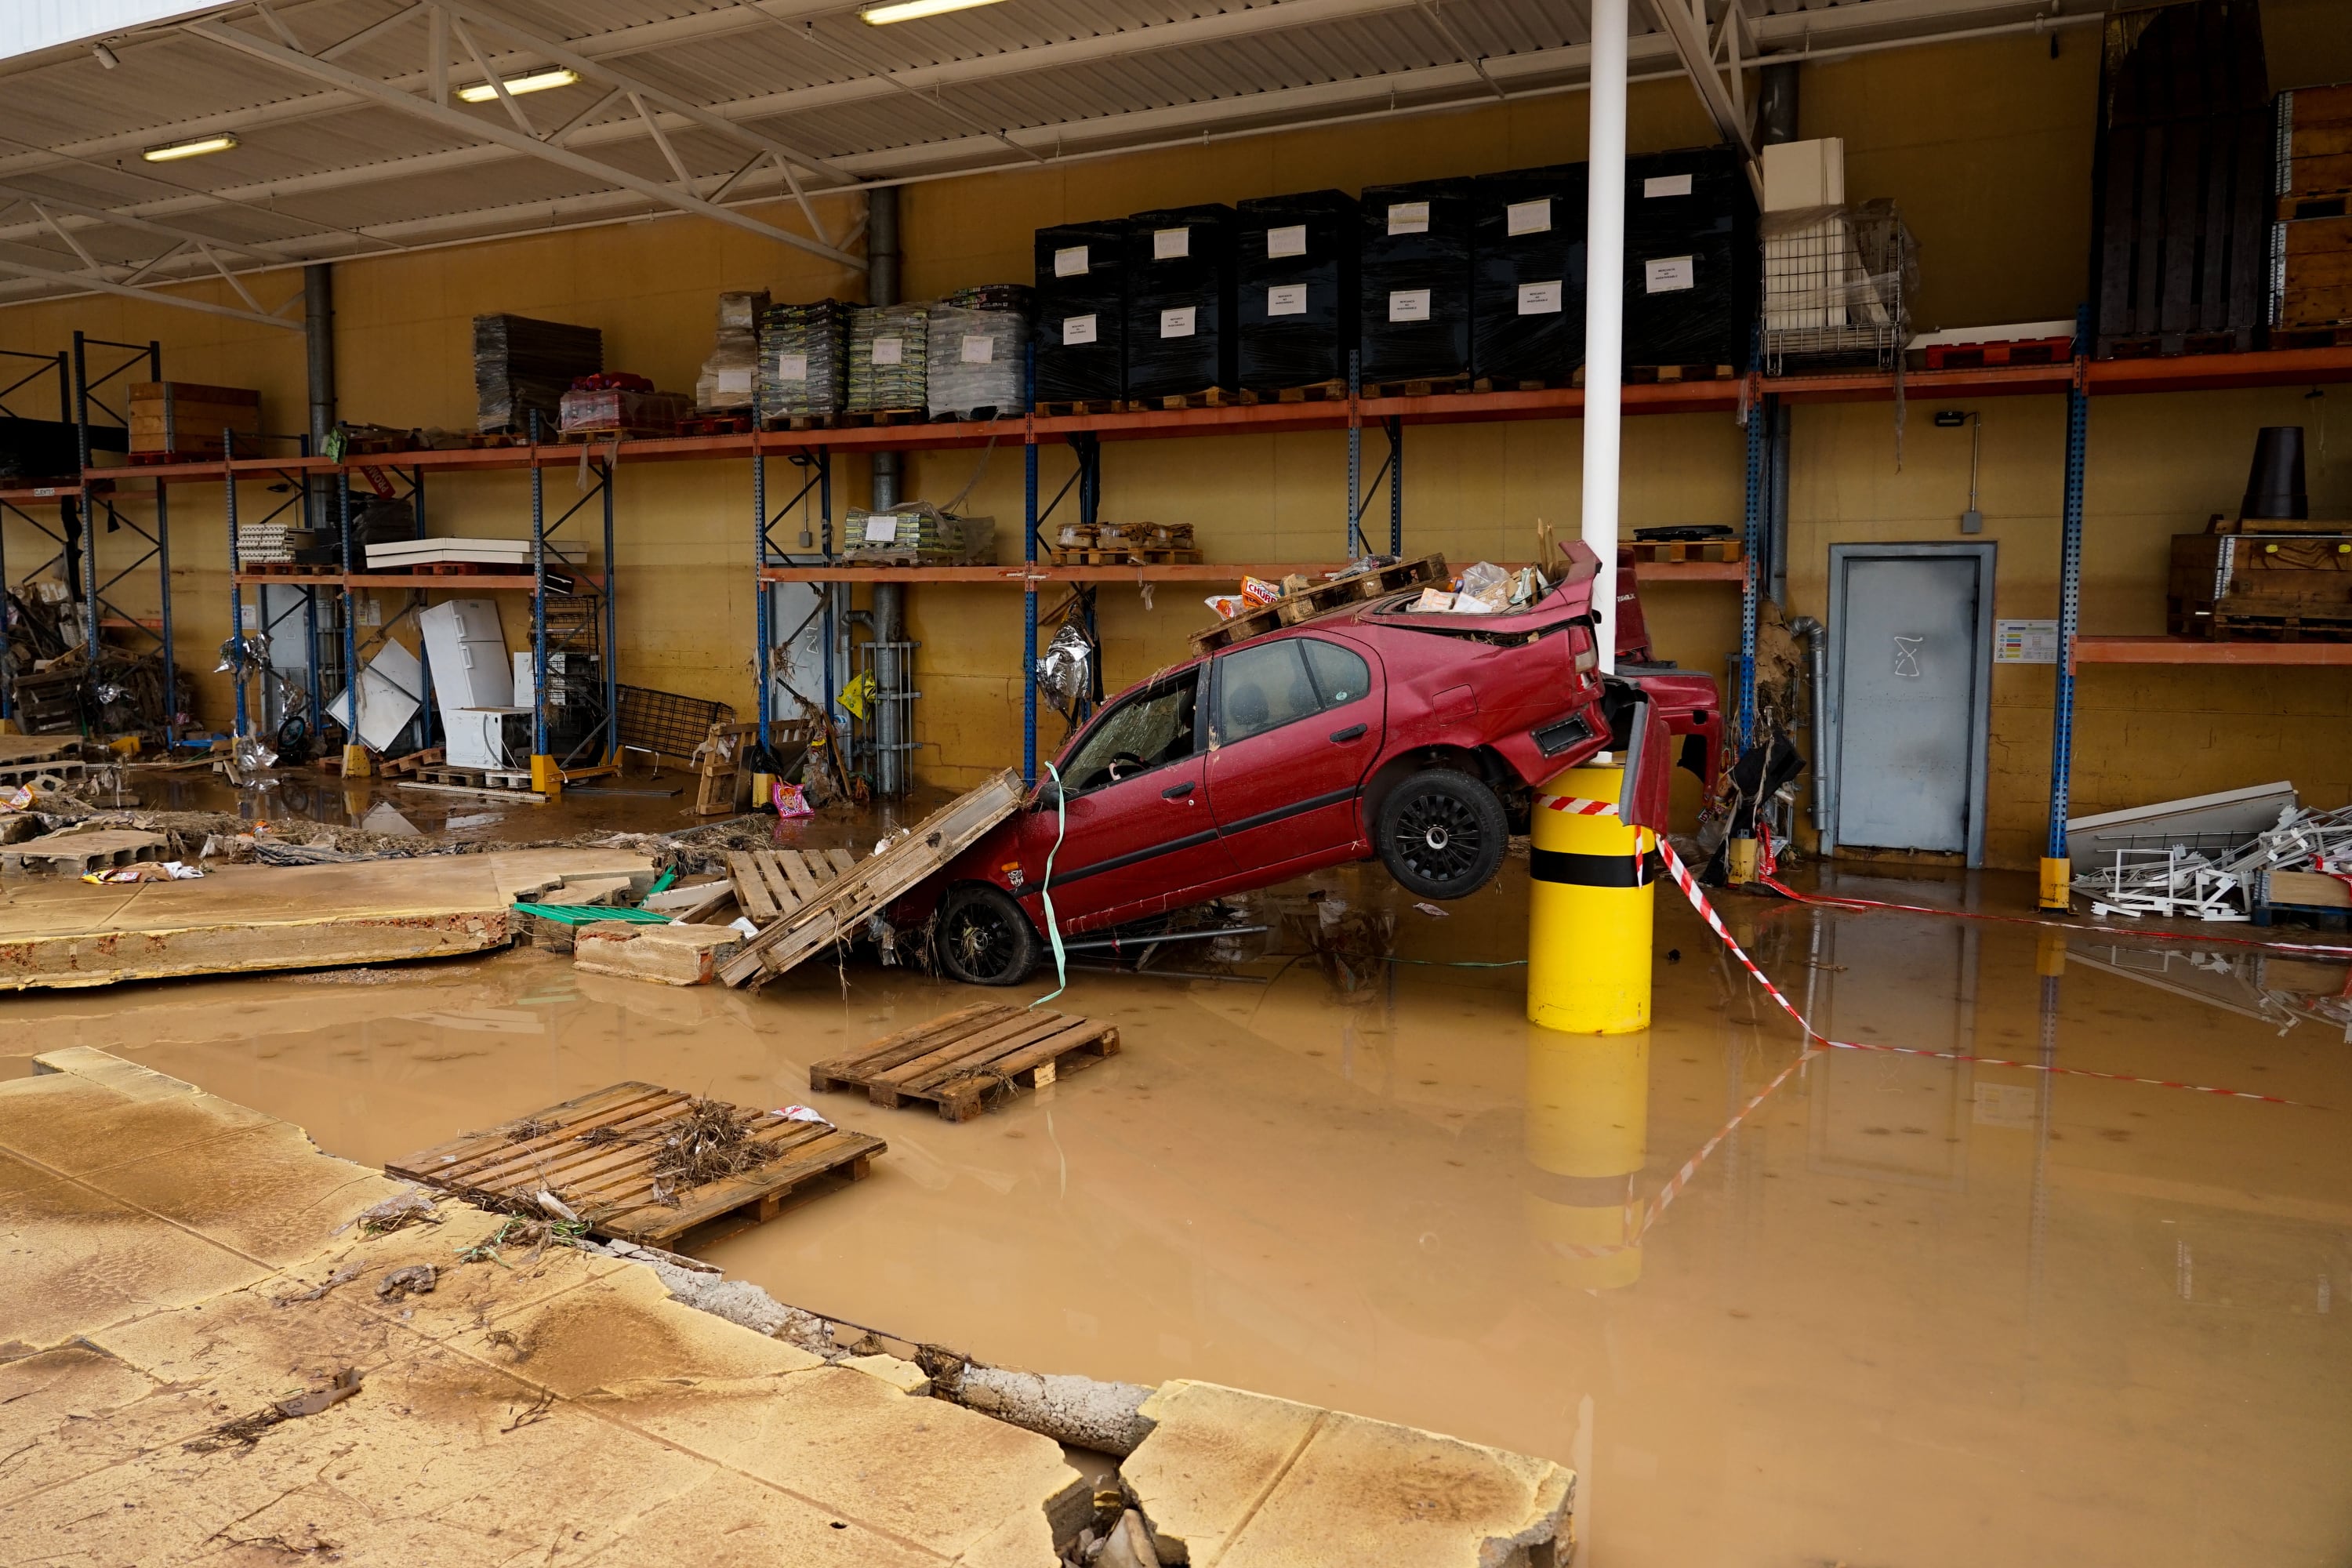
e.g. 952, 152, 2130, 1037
340, 742, 372, 779
2038, 856, 2071, 913
750, 770, 776, 811
1726, 836, 1758, 884
1523, 1025, 1649, 1290
1527, 764, 1653, 1034
531, 754, 563, 797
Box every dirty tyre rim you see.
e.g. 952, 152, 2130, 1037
1377, 770, 1507, 899
936, 887, 1039, 987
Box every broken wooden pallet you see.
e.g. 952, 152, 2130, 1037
717, 769, 1027, 990
1189, 554, 1447, 654
726, 846, 857, 924
386, 1082, 886, 1248
808, 1002, 1120, 1121
2, 828, 167, 877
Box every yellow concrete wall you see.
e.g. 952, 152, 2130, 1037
3, 27, 2347, 866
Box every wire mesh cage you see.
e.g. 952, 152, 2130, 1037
1760, 200, 1916, 374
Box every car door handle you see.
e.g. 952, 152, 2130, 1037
1328, 724, 1367, 742
1162, 780, 1196, 799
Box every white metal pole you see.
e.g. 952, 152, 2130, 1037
1583, 0, 1627, 675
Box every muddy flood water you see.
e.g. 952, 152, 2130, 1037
9, 828, 2350, 1565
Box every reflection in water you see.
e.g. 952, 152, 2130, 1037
1524, 1025, 1649, 1290
2068, 937, 2352, 1040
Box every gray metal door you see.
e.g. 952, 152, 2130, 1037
1828, 547, 1992, 859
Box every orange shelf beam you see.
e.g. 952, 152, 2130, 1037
1632, 558, 1745, 583
2072, 636, 2352, 667
757, 561, 1352, 585
231, 571, 605, 591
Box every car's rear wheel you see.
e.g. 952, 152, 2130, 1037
934, 884, 1041, 986
1377, 768, 1508, 899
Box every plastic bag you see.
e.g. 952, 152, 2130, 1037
1409, 587, 1457, 613
695, 289, 768, 412
1457, 561, 1511, 612
771, 782, 814, 818
1205, 594, 1246, 620
1033, 619, 1094, 718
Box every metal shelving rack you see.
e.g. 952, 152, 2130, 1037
83, 340, 2352, 808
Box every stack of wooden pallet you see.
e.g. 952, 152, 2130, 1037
129, 381, 259, 458
1052, 521, 1199, 566
2275, 83, 2352, 349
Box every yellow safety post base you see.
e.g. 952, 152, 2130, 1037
750, 771, 776, 811
2038, 856, 2072, 913
1726, 836, 1759, 885
2036, 927, 2068, 979
531, 754, 563, 797
340, 743, 372, 779
0, 717, 19, 735
1528, 764, 1653, 1034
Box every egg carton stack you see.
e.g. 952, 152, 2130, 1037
847, 303, 929, 416
757, 299, 849, 427
926, 285, 1033, 420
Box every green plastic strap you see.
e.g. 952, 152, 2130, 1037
645, 866, 677, 898
1028, 761, 1069, 1010
512, 902, 673, 926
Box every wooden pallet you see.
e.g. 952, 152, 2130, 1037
385, 1082, 886, 1247
1627, 537, 1744, 564
0, 736, 79, 769
838, 408, 927, 426
726, 846, 858, 923
1149, 387, 1238, 411
1190, 554, 1446, 654
719, 770, 1026, 989
0, 757, 89, 788
760, 411, 847, 431
1472, 376, 1563, 394
1036, 399, 1123, 417
557, 426, 677, 445
679, 413, 755, 436
1364, 376, 1470, 398
2271, 322, 2352, 350
238, 561, 340, 577
1624, 363, 1737, 384
2, 828, 166, 877
379, 746, 445, 777
1920, 339, 2070, 371
408, 764, 538, 793
1050, 547, 1202, 568
809, 1002, 1120, 1121
466, 432, 532, 448
1238, 380, 1348, 406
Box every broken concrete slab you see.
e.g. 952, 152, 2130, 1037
0, 845, 652, 989
1120, 1379, 1576, 1568
845, 1351, 935, 1396
575, 919, 744, 984
0, 1047, 1086, 1565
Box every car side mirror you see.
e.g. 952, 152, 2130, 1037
1033, 777, 1064, 811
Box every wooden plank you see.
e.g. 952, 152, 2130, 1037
385, 1083, 672, 1182
808, 1002, 1011, 1091
591, 1127, 885, 1246
991, 1020, 1121, 1079
877, 1012, 1077, 1091
393, 1088, 689, 1192
718, 769, 1027, 989
771, 850, 825, 906
822, 847, 858, 877
727, 851, 779, 922
753, 851, 804, 914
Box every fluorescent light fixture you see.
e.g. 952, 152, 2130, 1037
456, 67, 579, 103
861, 0, 1007, 24
142, 134, 238, 162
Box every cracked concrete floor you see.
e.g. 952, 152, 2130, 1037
5, 852, 2351, 1564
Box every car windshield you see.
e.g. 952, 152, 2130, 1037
1062, 671, 1198, 793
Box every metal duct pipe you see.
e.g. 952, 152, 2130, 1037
300, 263, 339, 733
866, 185, 910, 797
1758, 62, 1801, 147
1787, 615, 1830, 833
1759, 65, 1797, 608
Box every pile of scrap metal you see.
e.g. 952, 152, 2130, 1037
2073, 801, 2352, 921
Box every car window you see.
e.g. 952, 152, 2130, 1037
1301, 637, 1371, 708
1214, 641, 1321, 745
1062, 672, 1197, 793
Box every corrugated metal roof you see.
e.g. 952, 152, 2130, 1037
0, 0, 2072, 312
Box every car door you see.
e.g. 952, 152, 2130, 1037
1203, 633, 1385, 877
1034, 666, 1226, 931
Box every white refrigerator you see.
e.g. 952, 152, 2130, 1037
419, 599, 524, 769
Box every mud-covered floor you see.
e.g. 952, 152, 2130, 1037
8, 788, 2350, 1566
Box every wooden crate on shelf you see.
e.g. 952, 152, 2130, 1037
2274, 214, 2352, 343
2166, 531, 2352, 639
128, 381, 260, 456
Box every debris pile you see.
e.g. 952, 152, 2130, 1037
2074, 801, 2352, 921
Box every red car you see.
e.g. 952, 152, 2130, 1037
910, 544, 1722, 985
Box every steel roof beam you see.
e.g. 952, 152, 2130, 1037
0, 253, 303, 328
183, 15, 863, 267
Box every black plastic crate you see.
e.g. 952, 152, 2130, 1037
1035, 221, 1128, 404
1124, 205, 1238, 401
1359, 178, 1475, 386
1472, 164, 1588, 387
1236, 190, 1359, 394
1624, 147, 1757, 371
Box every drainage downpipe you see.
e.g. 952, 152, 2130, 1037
302, 263, 337, 732
1787, 615, 1830, 834
867, 185, 909, 798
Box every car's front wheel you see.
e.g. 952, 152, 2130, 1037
934, 884, 1042, 986
1376, 768, 1508, 899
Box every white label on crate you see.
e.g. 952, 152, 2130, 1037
1266, 223, 1308, 258
1388, 288, 1432, 323
1387, 201, 1430, 235
866, 514, 902, 544
1154, 227, 1190, 260
774, 352, 808, 382
871, 336, 903, 365
717, 368, 753, 395
960, 334, 994, 364
1063, 314, 1098, 346
1994, 618, 2058, 664
1054, 245, 1089, 277
1517, 280, 1563, 314
1506, 198, 1552, 236
1644, 173, 1693, 199
1160, 306, 1197, 338
1267, 284, 1308, 317
1644, 256, 1696, 293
